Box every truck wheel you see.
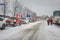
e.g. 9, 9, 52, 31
12, 24, 16, 27
6, 24, 8, 27
0, 24, 6, 30
19, 23, 21, 25
12, 22, 16, 27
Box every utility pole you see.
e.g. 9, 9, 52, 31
3, 0, 6, 18
3, 0, 8, 18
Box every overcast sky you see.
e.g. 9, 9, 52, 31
19, 0, 60, 16
0, 0, 60, 16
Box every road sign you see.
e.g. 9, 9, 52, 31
16, 14, 22, 18
26, 15, 30, 18
0, 3, 4, 5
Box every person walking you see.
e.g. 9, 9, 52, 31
47, 17, 53, 25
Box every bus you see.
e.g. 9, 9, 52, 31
53, 11, 60, 25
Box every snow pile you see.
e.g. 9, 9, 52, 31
22, 21, 42, 31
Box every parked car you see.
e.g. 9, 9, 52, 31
6, 17, 22, 26
21, 18, 29, 24
0, 18, 7, 30
29, 18, 34, 22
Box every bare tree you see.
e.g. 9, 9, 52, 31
10, 0, 20, 17
18, 4, 22, 14
3, 0, 9, 18
22, 7, 30, 17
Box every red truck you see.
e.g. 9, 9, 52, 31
6, 17, 22, 27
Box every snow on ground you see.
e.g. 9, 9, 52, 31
37, 20, 60, 40
46, 24, 60, 40
0, 21, 42, 40
23, 20, 60, 40
0, 20, 60, 40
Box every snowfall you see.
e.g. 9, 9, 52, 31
0, 20, 60, 40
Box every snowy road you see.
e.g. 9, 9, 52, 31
0, 21, 42, 40
20, 20, 60, 40
37, 20, 60, 40
0, 20, 60, 40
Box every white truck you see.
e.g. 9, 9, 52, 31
53, 11, 60, 25
53, 16, 60, 25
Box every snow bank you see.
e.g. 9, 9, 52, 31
0, 21, 42, 40
22, 21, 42, 31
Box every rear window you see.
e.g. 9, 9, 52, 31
0, 18, 3, 21
10, 17, 16, 20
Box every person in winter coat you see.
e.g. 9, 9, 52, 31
47, 17, 53, 25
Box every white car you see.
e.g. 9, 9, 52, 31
0, 18, 7, 30
21, 18, 29, 24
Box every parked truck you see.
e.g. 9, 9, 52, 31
53, 11, 60, 25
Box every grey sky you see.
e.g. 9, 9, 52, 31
0, 0, 60, 16
19, 0, 60, 16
